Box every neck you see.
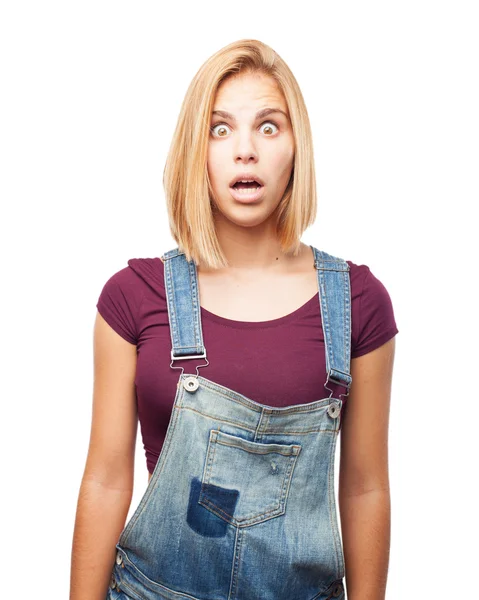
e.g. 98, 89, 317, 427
203, 215, 304, 271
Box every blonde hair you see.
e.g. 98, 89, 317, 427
163, 39, 317, 269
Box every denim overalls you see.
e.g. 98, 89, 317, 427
107, 245, 352, 600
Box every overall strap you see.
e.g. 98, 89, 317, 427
161, 245, 352, 395
311, 246, 353, 395
161, 248, 206, 364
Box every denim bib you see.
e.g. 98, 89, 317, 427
108, 245, 352, 600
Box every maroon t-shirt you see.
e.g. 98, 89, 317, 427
96, 256, 399, 475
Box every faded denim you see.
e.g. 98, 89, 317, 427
108, 245, 352, 600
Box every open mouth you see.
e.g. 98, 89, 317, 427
231, 181, 263, 192
229, 180, 265, 203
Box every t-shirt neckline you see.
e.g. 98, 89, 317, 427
156, 256, 319, 329
200, 294, 318, 329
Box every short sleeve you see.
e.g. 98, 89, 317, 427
351, 266, 399, 358
96, 266, 144, 345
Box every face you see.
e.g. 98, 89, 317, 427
207, 72, 295, 229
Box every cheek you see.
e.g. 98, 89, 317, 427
269, 148, 294, 178
207, 147, 225, 185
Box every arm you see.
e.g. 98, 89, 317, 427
69, 312, 138, 600
338, 337, 396, 600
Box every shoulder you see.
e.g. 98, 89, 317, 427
345, 260, 370, 298
96, 257, 165, 344
127, 257, 165, 289
345, 259, 399, 358
100, 257, 165, 292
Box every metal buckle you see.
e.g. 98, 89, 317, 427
324, 369, 351, 400
170, 349, 209, 377
170, 349, 206, 361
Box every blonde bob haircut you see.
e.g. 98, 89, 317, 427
163, 38, 317, 270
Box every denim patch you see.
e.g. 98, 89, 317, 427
187, 476, 238, 537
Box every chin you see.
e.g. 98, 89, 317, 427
217, 206, 278, 229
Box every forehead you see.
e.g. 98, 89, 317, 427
213, 72, 288, 114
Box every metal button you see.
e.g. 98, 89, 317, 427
183, 376, 199, 392
109, 574, 116, 589
332, 582, 343, 597
115, 551, 123, 565
327, 402, 341, 419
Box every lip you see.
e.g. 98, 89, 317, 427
229, 183, 265, 204
229, 172, 265, 187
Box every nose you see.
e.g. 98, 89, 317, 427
234, 130, 258, 163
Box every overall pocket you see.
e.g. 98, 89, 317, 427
199, 429, 301, 527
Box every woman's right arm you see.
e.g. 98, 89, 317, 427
69, 311, 138, 600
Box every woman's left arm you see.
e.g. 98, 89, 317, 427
338, 336, 396, 600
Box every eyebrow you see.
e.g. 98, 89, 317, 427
211, 107, 289, 122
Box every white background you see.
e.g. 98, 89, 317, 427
1, 1, 478, 598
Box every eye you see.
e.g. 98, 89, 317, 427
209, 120, 280, 138
210, 123, 231, 138
259, 121, 279, 135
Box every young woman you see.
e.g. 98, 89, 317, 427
70, 39, 398, 600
